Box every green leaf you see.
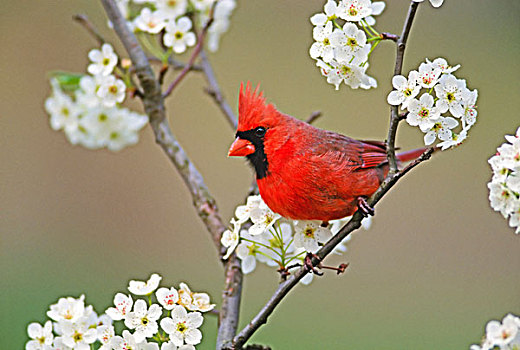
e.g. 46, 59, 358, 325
48, 71, 84, 92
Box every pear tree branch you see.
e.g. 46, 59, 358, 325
200, 49, 238, 129
386, 1, 420, 173
98, 1, 244, 349
73, 14, 105, 46
162, 2, 217, 98
99, 0, 228, 250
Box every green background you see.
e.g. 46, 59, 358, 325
1, 1, 519, 349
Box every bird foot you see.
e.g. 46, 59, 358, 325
357, 197, 374, 217
304, 253, 323, 276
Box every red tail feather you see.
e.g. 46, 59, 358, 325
396, 148, 430, 162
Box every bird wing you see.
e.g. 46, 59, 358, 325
304, 132, 388, 171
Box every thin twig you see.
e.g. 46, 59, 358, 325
380, 32, 399, 42
200, 49, 238, 129
148, 55, 203, 71
73, 14, 105, 46
163, 4, 217, 98
158, 64, 169, 85
305, 111, 322, 124
231, 147, 434, 349
386, 1, 420, 173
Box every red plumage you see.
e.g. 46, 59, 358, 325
228, 83, 426, 221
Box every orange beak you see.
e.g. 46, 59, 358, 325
228, 137, 255, 157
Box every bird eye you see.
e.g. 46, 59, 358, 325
255, 127, 266, 137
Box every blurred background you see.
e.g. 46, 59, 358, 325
1, 0, 519, 349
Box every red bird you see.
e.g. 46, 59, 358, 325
228, 83, 426, 222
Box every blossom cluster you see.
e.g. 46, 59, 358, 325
387, 57, 478, 150
470, 313, 520, 350
309, 0, 386, 90
116, 0, 236, 54
44, 44, 148, 151
25, 273, 214, 350
221, 195, 371, 284
309, 1, 446, 90
488, 127, 520, 234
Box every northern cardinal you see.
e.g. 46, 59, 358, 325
228, 83, 427, 222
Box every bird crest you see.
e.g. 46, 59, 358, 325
238, 82, 278, 131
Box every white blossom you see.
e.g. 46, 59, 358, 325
485, 314, 520, 348
111, 330, 159, 350
190, 292, 215, 313
156, 287, 180, 310
134, 8, 167, 34
316, 59, 343, 90
163, 17, 196, 54
488, 126, 520, 233
337, 0, 373, 22
417, 61, 442, 89
105, 293, 133, 321
387, 71, 421, 109
330, 22, 368, 62
176, 283, 215, 312
434, 74, 466, 118
309, 21, 335, 63
155, 0, 188, 19
60, 317, 98, 349
235, 195, 264, 223
310, 0, 340, 26
427, 57, 460, 74
221, 218, 240, 259
423, 116, 458, 145
160, 305, 203, 347
96, 74, 126, 108
461, 88, 478, 129
97, 325, 115, 350
47, 295, 86, 324
329, 57, 375, 90
437, 128, 468, 150
406, 93, 441, 131
294, 221, 332, 253
249, 206, 281, 235
236, 230, 270, 274
87, 44, 118, 77
128, 273, 162, 295
26, 321, 53, 350
45, 81, 81, 132
124, 300, 162, 343
205, 0, 236, 52
364, 1, 385, 26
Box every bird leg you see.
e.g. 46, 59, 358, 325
320, 221, 329, 227
357, 196, 375, 217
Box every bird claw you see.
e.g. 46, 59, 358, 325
304, 253, 324, 276
357, 197, 374, 217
